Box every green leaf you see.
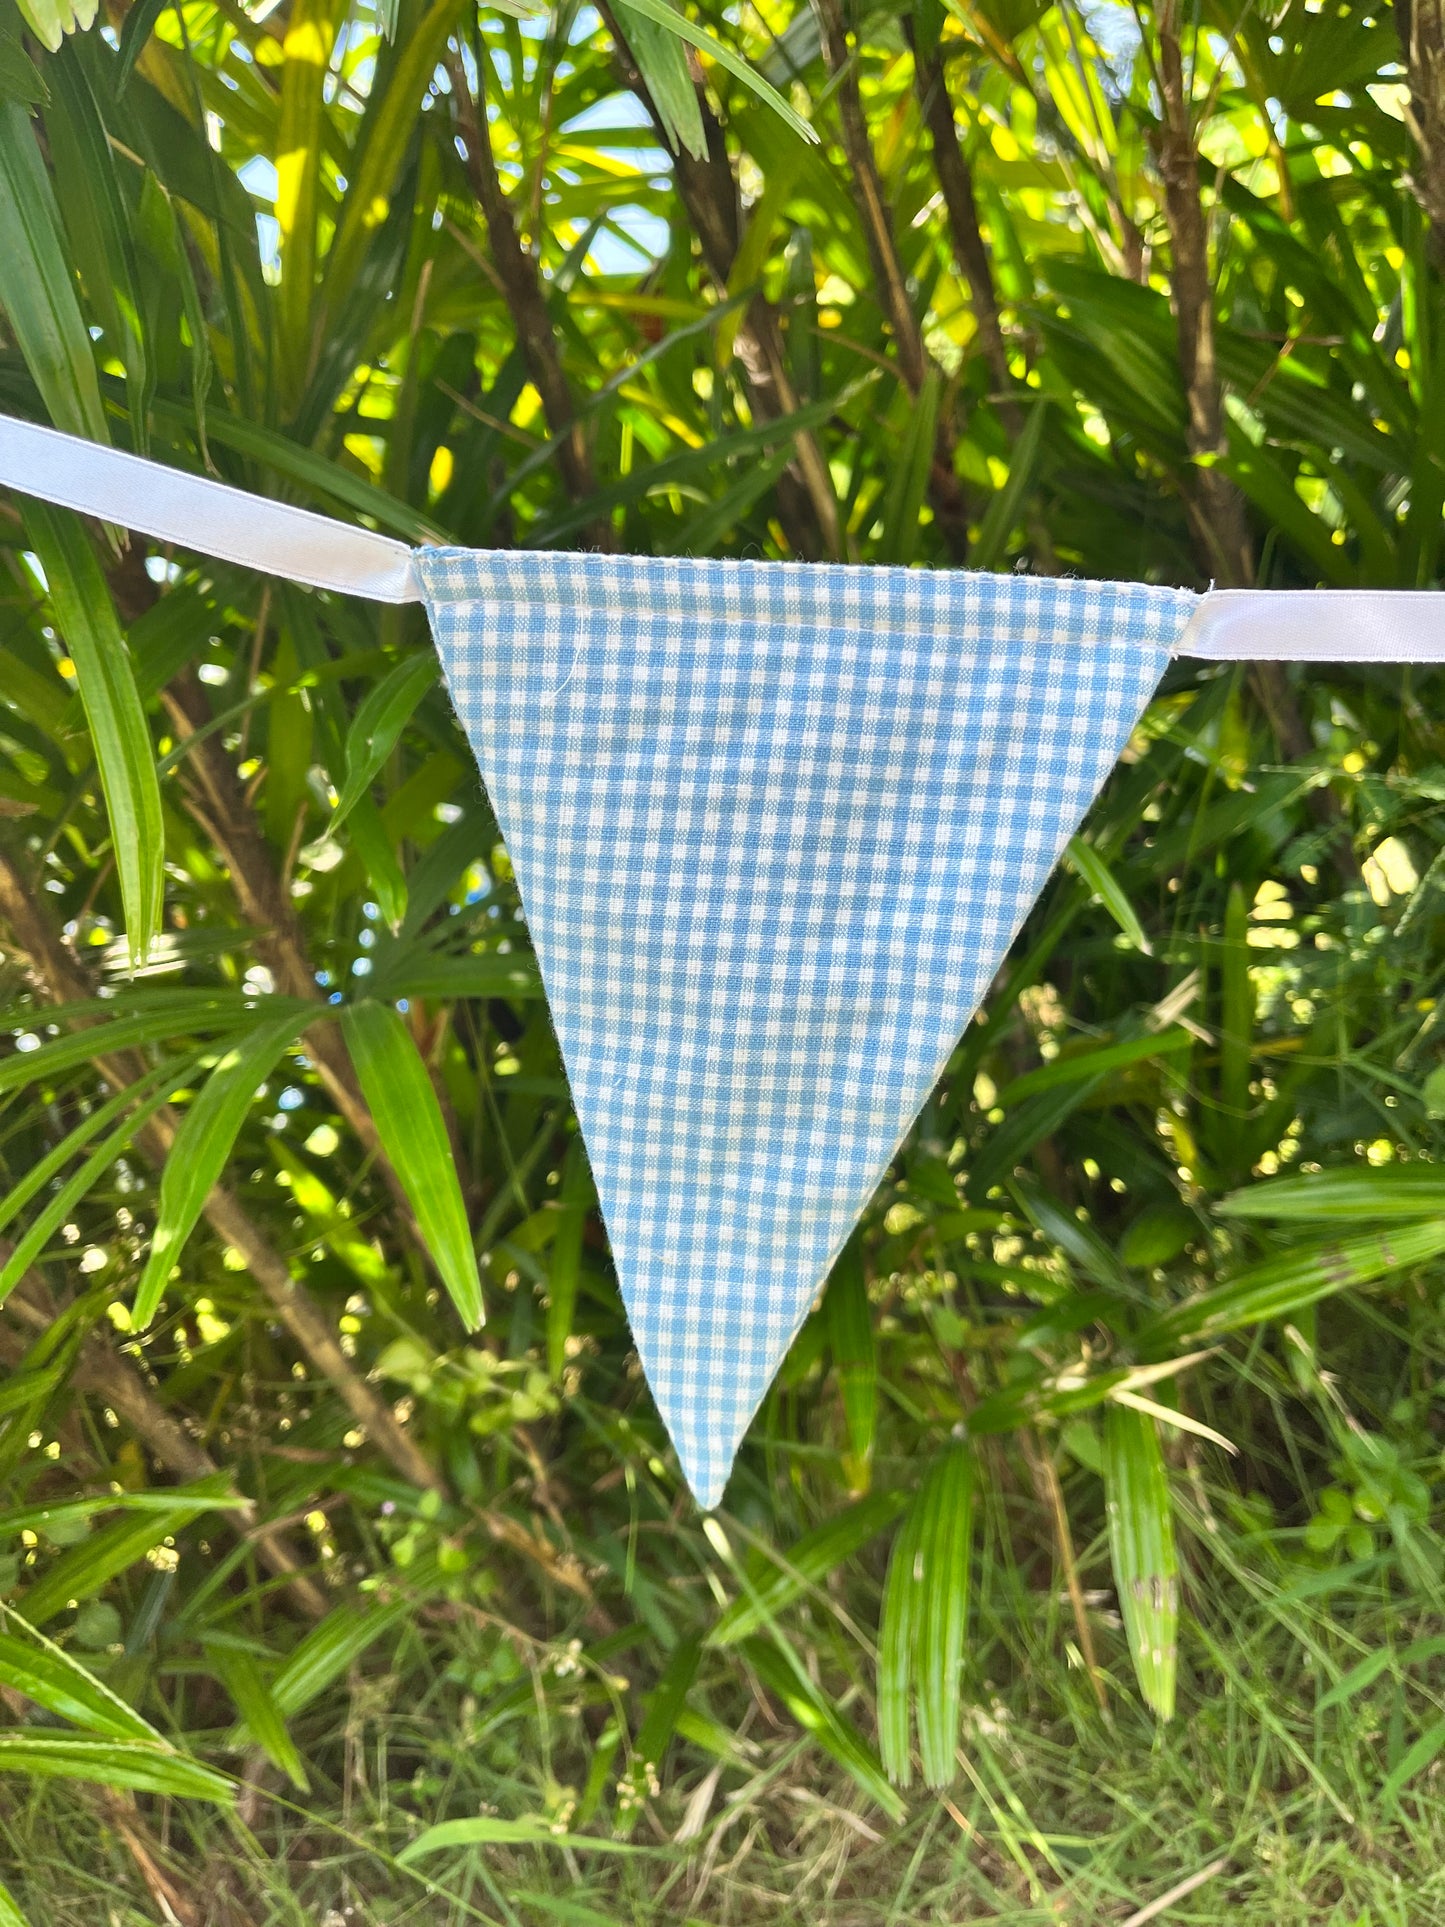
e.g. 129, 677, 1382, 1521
615, 1633, 701, 1832
0, 1732, 232, 1802
971, 397, 1049, 571
743, 1636, 905, 1820
133, 1005, 315, 1327
876, 1443, 973, 1786
1217, 1166, 1445, 1222
545, 1136, 593, 1381
370, 950, 543, 1004
341, 1000, 483, 1329
825, 1242, 877, 1487
1219, 880, 1253, 1130
995, 1027, 1192, 1107
267, 1597, 411, 1721
398, 1817, 646, 1863
0, 992, 285, 1097
0, 11, 46, 103
0, 1054, 174, 1242
609, 0, 815, 144
1317, 1634, 1445, 1713
0, 1614, 159, 1740
613, 2, 706, 158
23, 505, 161, 967
1382, 1717, 1445, 1808
708, 1489, 908, 1646
342, 790, 409, 928
21, 1491, 237, 1626
207, 1643, 310, 1790
1064, 837, 1151, 954
321, 0, 467, 324
0, 98, 105, 436
330, 652, 437, 831
878, 371, 942, 569
115, 0, 172, 91
1142, 1219, 1445, 1350
43, 46, 150, 442
0, 1875, 28, 1927
1103, 1402, 1177, 1720
0, 1478, 239, 1542
274, 0, 343, 399
913, 1442, 973, 1787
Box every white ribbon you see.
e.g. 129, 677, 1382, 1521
0, 412, 421, 603
3, 412, 1445, 653
1177, 586, 1445, 660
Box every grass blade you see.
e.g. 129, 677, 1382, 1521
1065, 836, 1152, 955
207, 1644, 310, 1790
398, 1818, 644, 1862
825, 1242, 877, 1491
267, 1598, 412, 1721
1217, 1166, 1445, 1221
1142, 1218, 1445, 1349
877, 1487, 925, 1785
545, 1135, 593, 1381
330, 653, 436, 831
23, 504, 162, 966
134, 1005, 314, 1327
1382, 1717, 1445, 1808
0, 98, 106, 439
21, 1493, 237, 1625
1103, 1402, 1178, 1720
341, 1000, 483, 1329
0, 1734, 231, 1803
708, 1489, 908, 1647
876, 1444, 974, 1787
743, 1637, 905, 1820
913, 1441, 974, 1786
0, 1615, 160, 1742
616, 1633, 700, 1830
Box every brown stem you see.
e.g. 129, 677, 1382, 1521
1152, 5, 1358, 877
602, 15, 843, 559
816, 0, 925, 392
1401, 0, 1445, 264
908, 29, 1058, 571
445, 48, 609, 541
908, 27, 1015, 422
814, 0, 970, 561
0, 850, 446, 1500
1021, 1429, 1107, 1712
1152, 0, 1252, 589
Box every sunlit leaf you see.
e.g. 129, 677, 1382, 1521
340, 1000, 483, 1328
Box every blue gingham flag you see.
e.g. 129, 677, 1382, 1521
418, 552, 1195, 1506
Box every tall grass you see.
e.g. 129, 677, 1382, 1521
0, 0, 1443, 1915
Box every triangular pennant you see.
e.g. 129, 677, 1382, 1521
419, 552, 1195, 1505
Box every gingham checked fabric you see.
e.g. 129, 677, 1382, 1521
418, 551, 1196, 1506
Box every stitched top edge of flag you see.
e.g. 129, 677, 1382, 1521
415, 548, 1200, 649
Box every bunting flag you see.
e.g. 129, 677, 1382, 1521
2, 411, 1443, 1504
417, 553, 1189, 1500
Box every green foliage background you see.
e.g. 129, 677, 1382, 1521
0, 0, 1443, 1916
